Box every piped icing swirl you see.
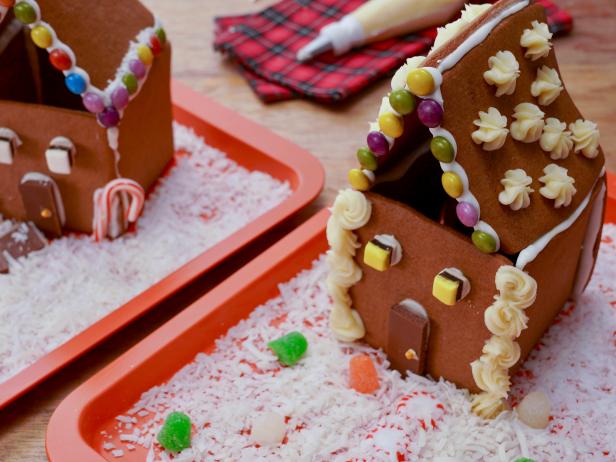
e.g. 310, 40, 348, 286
471, 392, 508, 419
498, 169, 534, 211
432, 3, 492, 52
330, 189, 372, 230
327, 221, 360, 255
520, 20, 553, 61
539, 163, 576, 208
569, 119, 601, 159
540, 118, 573, 160
511, 102, 545, 143
471, 358, 511, 397
326, 251, 362, 287
495, 265, 537, 309
482, 335, 521, 369
531, 65, 563, 106
484, 298, 529, 338
483, 50, 520, 97
471, 107, 509, 151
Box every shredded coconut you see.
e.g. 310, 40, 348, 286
0, 123, 291, 384
111, 225, 616, 460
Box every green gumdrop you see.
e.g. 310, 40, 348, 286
357, 147, 378, 171
514, 458, 536, 462
267, 331, 308, 366
388, 89, 416, 115
472, 230, 497, 254
157, 411, 192, 453
430, 136, 455, 163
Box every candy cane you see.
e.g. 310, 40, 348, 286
92, 178, 145, 241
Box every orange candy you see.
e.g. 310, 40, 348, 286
348, 354, 380, 394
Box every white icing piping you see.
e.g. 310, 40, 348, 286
516, 168, 606, 270
437, 0, 531, 73
572, 180, 606, 297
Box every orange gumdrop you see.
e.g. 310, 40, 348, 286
349, 354, 380, 394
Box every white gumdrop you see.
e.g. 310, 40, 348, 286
516, 390, 551, 429
251, 412, 286, 445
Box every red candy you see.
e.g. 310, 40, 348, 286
49, 49, 72, 71
349, 354, 380, 394
149, 36, 162, 55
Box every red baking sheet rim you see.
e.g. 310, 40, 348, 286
0, 80, 324, 409
46, 175, 616, 461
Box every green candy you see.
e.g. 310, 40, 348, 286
157, 412, 192, 453
14, 2, 37, 24
357, 147, 378, 171
388, 89, 416, 115
430, 136, 455, 163
268, 331, 308, 366
122, 73, 139, 95
156, 28, 167, 45
514, 458, 536, 462
472, 230, 497, 254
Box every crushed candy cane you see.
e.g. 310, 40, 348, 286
0, 123, 292, 384
109, 225, 616, 461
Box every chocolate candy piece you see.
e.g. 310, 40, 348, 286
432, 268, 470, 306
268, 331, 308, 366
0, 222, 47, 273
387, 300, 430, 376
19, 174, 65, 238
157, 412, 191, 453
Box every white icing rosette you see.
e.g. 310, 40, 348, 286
483, 50, 520, 97
470, 358, 510, 397
540, 118, 573, 160
481, 335, 521, 369
570, 119, 600, 159
531, 65, 563, 106
330, 189, 372, 230
326, 251, 362, 288
511, 102, 545, 143
520, 20, 553, 61
471, 107, 509, 151
498, 169, 534, 211
495, 265, 537, 309
484, 298, 529, 338
539, 163, 577, 208
329, 304, 365, 342
471, 392, 507, 419
326, 218, 360, 256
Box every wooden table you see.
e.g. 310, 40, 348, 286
1, 1, 614, 459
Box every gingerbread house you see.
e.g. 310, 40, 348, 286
0, 0, 173, 240
326, 0, 606, 418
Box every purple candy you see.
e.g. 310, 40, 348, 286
97, 107, 121, 128
417, 99, 443, 128
111, 86, 130, 110
82, 92, 105, 114
367, 131, 389, 157
456, 201, 479, 228
129, 59, 146, 79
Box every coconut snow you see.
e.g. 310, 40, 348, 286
0, 123, 291, 384
113, 225, 616, 461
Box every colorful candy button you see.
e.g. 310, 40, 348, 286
472, 230, 498, 254
14, 1, 37, 24
82, 92, 105, 114
357, 147, 378, 171
65, 73, 87, 95
111, 86, 130, 110
388, 89, 416, 115
97, 107, 121, 128
157, 412, 191, 453
418, 99, 443, 128
348, 168, 371, 191
406, 68, 435, 96
122, 73, 139, 95
441, 172, 463, 198
363, 240, 392, 272
432, 268, 470, 306
349, 354, 380, 394
456, 202, 479, 227
378, 113, 404, 138
268, 331, 308, 366
129, 59, 146, 79
31, 25, 52, 49
430, 136, 454, 163
137, 44, 154, 65
49, 49, 72, 71
149, 35, 162, 55
367, 131, 389, 157
155, 27, 167, 45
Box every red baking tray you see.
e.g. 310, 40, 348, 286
46, 175, 616, 461
0, 80, 323, 409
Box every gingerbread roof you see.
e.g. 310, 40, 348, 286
350, 0, 604, 255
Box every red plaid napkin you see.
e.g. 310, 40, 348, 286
214, 0, 572, 104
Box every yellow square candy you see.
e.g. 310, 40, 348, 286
363, 241, 391, 271
432, 273, 460, 306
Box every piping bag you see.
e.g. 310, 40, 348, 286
297, 0, 465, 62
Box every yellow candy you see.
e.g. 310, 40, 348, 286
406, 68, 435, 97
432, 273, 460, 306
378, 113, 404, 139
363, 241, 391, 271
31, 25, 53, 49
442, 172, 463, 198
348, 169, 371, 191
137, 44, 154, 65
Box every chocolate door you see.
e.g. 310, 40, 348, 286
19, 173, 65, 237
387, 300, 430, 376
